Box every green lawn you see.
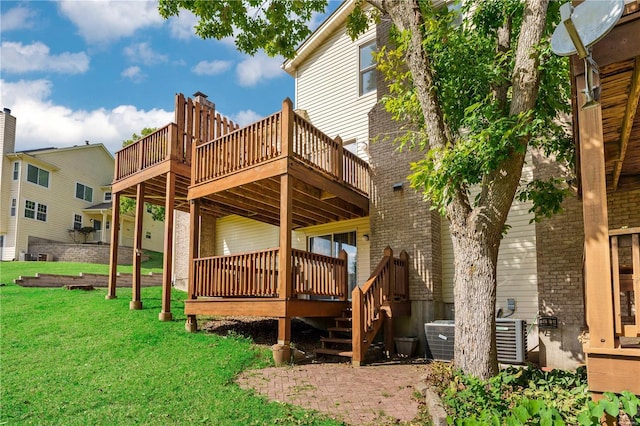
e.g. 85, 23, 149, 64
0, 264, 342, 425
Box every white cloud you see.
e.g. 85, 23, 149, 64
230, 110, 263, 126
1, 79, 173, 154
58, 0, 163, 44
235, 53, 285, 87
123, 42, 168, 65
0, 5, 37, 32
0, 41, 90, 74
192, 60, 232, 76
121, 66, 145, 82
168, 11, 198, 40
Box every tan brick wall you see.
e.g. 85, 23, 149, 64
369, 18, 442, 305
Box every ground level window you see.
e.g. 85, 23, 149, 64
145, 231, 151, 239
73, 214, 82, 230
309, 231, 357, 293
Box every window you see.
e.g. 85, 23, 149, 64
12, 162, 19, 180
75, 183, 93, 202
36, 204, 47, 221
145, 231, 151, 239
309, 231, 358, 292
359, 40, 377, 96
27, 164, 49, 187
10, 199, 16, 216
73, 214, 82, 230
146, 204, 153, 213
25, 200, 47, 221
104, 191, 112, 202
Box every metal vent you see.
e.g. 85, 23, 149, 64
496, 319, 527, 364
425, 319, 527, 364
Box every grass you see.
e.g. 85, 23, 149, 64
0, 262, 343, 425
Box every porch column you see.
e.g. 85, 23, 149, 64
186, 198, 200, 332
106, 191, 120, 300
159, 172, 176, 322
101, 211, 108, 244
130, 183, 144, 310
577, 76, 614, 349
277, 173, 293, 345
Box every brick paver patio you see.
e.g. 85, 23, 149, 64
237, 361, 427, 425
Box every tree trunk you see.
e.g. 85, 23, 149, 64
450, 226, 501, 379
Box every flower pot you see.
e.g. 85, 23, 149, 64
394, 337, 418, 358
272, 344, 291, 366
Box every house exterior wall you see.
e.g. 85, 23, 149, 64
293, 11, 377, 160
0, 110, 17, 260
534, 150, 640, 369
1, 141, 165, 261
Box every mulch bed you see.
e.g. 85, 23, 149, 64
201, 316, 328, 354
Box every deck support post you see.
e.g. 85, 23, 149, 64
352, 287, 364, 367
130, 183, 144, 310
186, 198, 200, 333
384, 313, 395, 357
577, 78, 614, 350
106, 191, 121, 300
159, 172, 176, 322
278, 317, 291, 346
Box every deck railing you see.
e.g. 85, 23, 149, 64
193, 248, 279, 297
115, 124, 178, 180
292, 249, 348, 299
192, 99, 370, 195
610, 227, 640, 337
192, 247, 349, 299
114, 93, 240, 182
352, 247, 409, 364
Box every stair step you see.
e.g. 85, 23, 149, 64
321, 337, 352, 344
328, 326, 352, 333
315, 348, 353, 358
334, 316, 352, 323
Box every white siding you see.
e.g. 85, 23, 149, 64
216, 215, 280, 254
295, 19, 377, 161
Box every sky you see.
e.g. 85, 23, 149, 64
0, 0, 340, 154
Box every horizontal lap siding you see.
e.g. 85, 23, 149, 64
295, 19, 376, 162
216, 215, 279, 255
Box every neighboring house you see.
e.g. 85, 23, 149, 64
0, 108, 164, 261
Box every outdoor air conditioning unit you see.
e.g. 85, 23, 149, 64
424, 320, 455, 361
496, 318, 527, 364
425, 318, 527, 364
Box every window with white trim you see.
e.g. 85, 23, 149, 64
104, 191, 112, 202
27, 164, 49, 187
10, 198, 16, 216
24, 200, 47, 221
12, 162, 19, 180
359, 40, 377, 96
145, 231, 151, 239
73, 214, 82, 230
76, 183, 93, 202
36, 204, 47, 221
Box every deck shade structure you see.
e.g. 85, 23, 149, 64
561, 0, 640, 395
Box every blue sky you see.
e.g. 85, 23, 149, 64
0, 0, 340, 154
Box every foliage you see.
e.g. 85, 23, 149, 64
68, 226, 96, 243
0, 283, 341, 425
374, 0, 573, 219
429, 363, 640, 425
120, 196, 165, 222
122, 127, 157, 147
157, 0, 328, 59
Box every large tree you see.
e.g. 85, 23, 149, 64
158, 0, 571, 379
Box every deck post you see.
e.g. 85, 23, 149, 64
384, 246, 393, 300
277, 172, 293, 345
352, 287, 364, 367
186, 198, 200, 332
335, 136, 343, 181
339, 249, 348, 301
106, 191, 121, 300
400, 250, 409, 301
577, 77, 614, 349
281, 98, 294, 158
159, 172, 175, 322
384, 312, 395, 356
130, 183, 144, 310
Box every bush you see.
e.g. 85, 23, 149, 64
427, 363, 640, 425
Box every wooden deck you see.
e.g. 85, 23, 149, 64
573, 2, 640, 396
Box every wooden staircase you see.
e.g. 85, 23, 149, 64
316, 309, 355, 359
